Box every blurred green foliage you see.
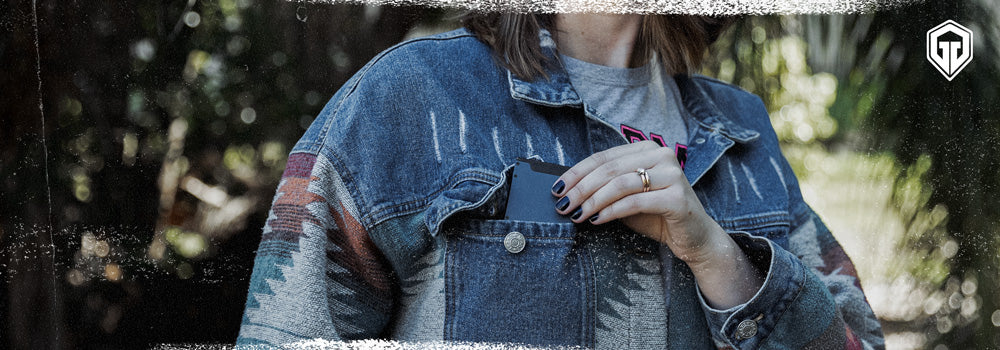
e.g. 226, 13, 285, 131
2, 0, 437, 347
702, 1, 1000, 347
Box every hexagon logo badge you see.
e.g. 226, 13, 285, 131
927, 20, 973, 81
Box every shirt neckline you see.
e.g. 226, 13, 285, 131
559, 54, 653, 87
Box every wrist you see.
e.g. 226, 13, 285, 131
685, 227, 765, 309
682, 223, 733, 273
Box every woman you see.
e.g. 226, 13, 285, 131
237, 12, 885, 349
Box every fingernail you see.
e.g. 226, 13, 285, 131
588, 214, 599, 223
571, 208, 583, 220
552, 180, 565, 194
556, 196, 570, 211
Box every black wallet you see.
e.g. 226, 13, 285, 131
503, 158, 574, 223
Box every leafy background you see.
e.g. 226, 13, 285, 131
1, 0, 998, 348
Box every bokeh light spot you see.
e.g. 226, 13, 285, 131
104, 263, 122, 282
94, 240, 110, 258
183, 12, 201, 28
240, 107, 256, 124
66, 269, 85, 286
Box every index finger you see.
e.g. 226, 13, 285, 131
551, 140, 660, 196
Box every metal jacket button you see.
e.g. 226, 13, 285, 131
734, 319, 758, 340
504, 232, 525, 254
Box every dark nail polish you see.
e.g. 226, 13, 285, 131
556, 196, 570, 211
571, 208, 583, 220
552, 180, 565, 194
588, 214, 599, 223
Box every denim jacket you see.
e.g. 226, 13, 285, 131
237, 28, 885, 349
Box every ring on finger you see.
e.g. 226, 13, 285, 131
636, 168, 651, 193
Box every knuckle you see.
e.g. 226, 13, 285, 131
565, 166, 582, 180
592, 151, 610, 165
601, 162, 620, 178
614, 176, 632, 193
569, 184, 586, 199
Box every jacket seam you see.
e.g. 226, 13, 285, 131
316, 31, 483, 230
444, 236, 455, 340
320, 32, 479, 144
361, 170, 501, 228
340, 32, 479, 108
454, 232, 575, 240
362, 169, 498, 223
719, 211, 790, 224
722, 222, 790, 233
720, 218, 792, 233
325, 146, 370, 227
789, 201, 816, 230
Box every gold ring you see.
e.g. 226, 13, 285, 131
636, 168, 650, 192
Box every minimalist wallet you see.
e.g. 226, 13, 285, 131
504, 158, 574, 224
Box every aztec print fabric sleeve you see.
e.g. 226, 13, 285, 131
786, 201, 886, 350
685, 76, 885, 350
695, 175, 885, 349
236, 151, 396, 346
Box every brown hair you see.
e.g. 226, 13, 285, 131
463, 14, 733, 80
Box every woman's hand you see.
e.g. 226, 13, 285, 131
551, 140, 722, 264
552, 140, 763, 308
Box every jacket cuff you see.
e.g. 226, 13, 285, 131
695, 232, 807, 349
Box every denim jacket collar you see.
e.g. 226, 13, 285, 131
507, 28, 760, 144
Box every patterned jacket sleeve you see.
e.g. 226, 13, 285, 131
236, 151, 396, 347
696, 165, 885, 349
787, 200, 886, 350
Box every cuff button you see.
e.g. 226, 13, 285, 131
735, 319, 758, 340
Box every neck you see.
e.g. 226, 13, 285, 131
553, 14, 643, 68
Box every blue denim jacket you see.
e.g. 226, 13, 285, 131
237, 28, 884, 349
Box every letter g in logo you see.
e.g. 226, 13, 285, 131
927, 20, 973, 81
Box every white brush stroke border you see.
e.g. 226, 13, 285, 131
296, 0, 919, 15
156, 340, 585, 349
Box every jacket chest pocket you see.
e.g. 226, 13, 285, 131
442, 218, 595, 347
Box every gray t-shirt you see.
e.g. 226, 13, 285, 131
561, 54, 688, 152
561, 53, 690, 307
